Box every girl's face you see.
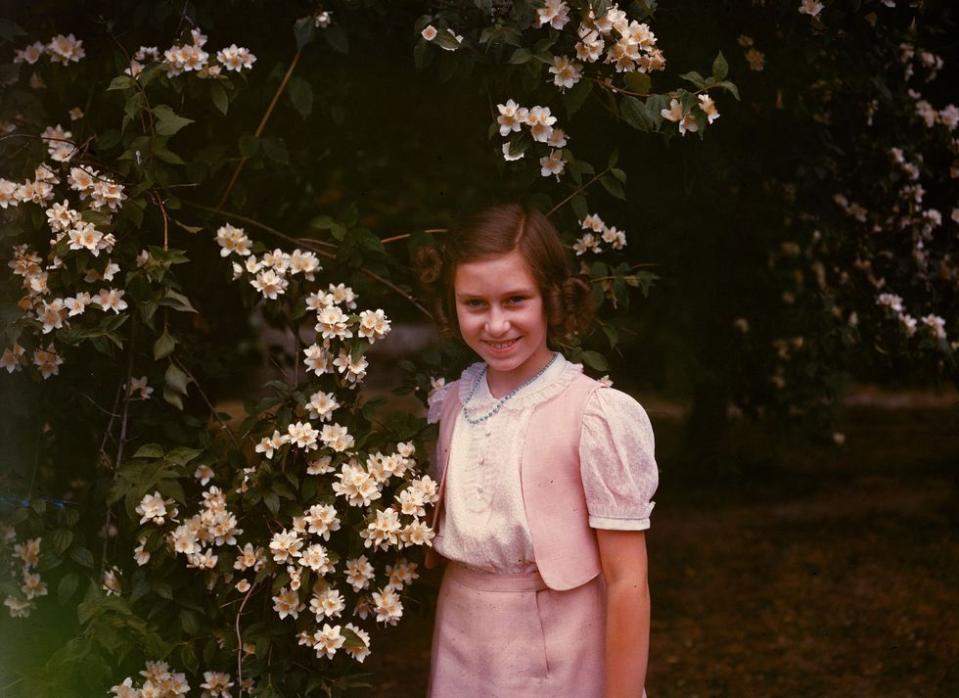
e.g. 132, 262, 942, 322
453, 249, 553, 389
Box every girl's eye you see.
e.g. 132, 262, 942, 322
507, 296, 527, 304
464, 299, 485, 308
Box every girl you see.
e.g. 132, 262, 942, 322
416, 203, 658, 698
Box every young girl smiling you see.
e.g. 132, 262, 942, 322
417, 203, 658, 697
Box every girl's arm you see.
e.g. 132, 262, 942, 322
597, 528, 650, 698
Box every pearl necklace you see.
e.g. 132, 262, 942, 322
462, 353, 559, 425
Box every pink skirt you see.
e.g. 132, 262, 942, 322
428, 561, 606, 697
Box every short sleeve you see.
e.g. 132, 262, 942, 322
426, 381, 453, 425
579, 387, 659, 531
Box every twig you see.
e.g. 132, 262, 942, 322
172, 358, 240, 448
183, 202, 433, 319
380, 228, 448, 245
100, 320, 137, 573
547, 166, 612, 217
217, 49, 303, 208
235, 581, 257, 697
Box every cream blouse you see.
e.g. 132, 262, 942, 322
427, 354, 659, 575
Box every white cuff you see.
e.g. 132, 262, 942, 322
588, 515, 651, 531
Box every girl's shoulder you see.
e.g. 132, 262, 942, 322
582, 383, 655, 445
425, 362, 482, 424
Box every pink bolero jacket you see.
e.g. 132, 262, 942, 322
424, 372, 605, 591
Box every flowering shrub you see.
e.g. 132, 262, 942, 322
0, 1, 732, 694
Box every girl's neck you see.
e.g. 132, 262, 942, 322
485, 346, 556, 399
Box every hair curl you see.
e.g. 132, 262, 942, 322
414, 202, 594, 345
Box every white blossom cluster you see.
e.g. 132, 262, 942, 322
123, 29, 256, 79
109, 660, 236, 697
161, 485, 244, 571
661, 94, 720, 136
876, 293, 948, 342
496, 100, 568, 180
572, 212, 627, 256
2, 532, 47, 618
1, 157, 131, 379
13, 34, 86, 66
537, 2, 667, 77
898, 41, 944, 83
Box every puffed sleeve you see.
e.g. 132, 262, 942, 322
426, 380, 453, 425
579, 387, 659, 530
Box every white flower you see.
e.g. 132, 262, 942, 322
372, 587, 403, 625
497, 99, 529, 137
921, 314, 947, 340
272, 587, 304, 620
39, 298, 66, 334
313, 623, 345, 658
357, 308, 391, 341
401, 519, 435, 547
306, 390, 339, 421
328, 282, 357, 309
798, 0, 824, 17
0, 179, 20, 209
304, 504, 341, 540
216, 44, 257, 72
598, 375, 614, 388
332, 348, 369, 383
133, 538, 150, 566
1, 344, 25, 373
255, 430, 289, 459
343, 623, 371, 663
14, 41, 45, 65
251, 269, 288, 299
321, 423, 355, 453
540, 149, 565, 180
547, 128, 568, 148
300, 543, 335, 574
307, 456, 334, 475
102, 566, 122, 596
536, 0, 571, 30
364, 507, 401, 550
306, 291, 336, 312
698, 94, 720, 124
32, 344, 63, 379
68, 222, 103, 255
93, 288, 128, 314
575, 30, 604, 63
47, 34, 86, 64
332, 461, 380, 507
128, 376, 153, 400
303, 343, 332, 376
315, 305, 352, 340
170, 524, 198, 554
310, 587, 346, 619
287, 421, 320, 450
194, 464, 214, 485
200, 671, 234, 697
572, 233, 601, 256
525, 106, 557, 143
215, 223, 252, 257
385, 559, 419, 591
270, 529, 303, 563
345, 555, 376, 592
136, 491, 171, 524
441, 28, 464, 51
601, 225, 627, 250
421, 25, 438, 41
549, 56, 582, 90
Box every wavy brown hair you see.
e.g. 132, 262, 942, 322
414, 203, 593, 345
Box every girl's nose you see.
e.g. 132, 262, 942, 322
485, 307, 511, 336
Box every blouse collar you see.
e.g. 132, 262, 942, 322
457, 353, 584, 414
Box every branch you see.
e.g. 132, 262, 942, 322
217, 49, 303, 208
547, 166, 612, 217
235, 581, 257, 697
172, 358, 240, 448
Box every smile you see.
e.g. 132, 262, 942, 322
484, 338, 519, 350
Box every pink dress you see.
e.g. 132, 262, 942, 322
426, 356, 658, 697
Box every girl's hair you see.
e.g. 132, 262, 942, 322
414, 202, 593, 345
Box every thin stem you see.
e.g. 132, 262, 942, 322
173, 358, 240, 448
100, 321, 137, 573
547, 166, 612, 217
183, 202, 433, 319
380, 228, 448, 245
235, 581, 257, 697
217, 49, 302, 208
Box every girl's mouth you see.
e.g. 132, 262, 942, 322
484, 338, 519, 352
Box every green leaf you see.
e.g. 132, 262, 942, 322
58, 573, 80, 602
571, 195, 589, 222
563, 76, 593, 116
509, 48, 532, 64
610, 167, 627, 183
580, 350, 609, 371
165, 363, 189, 395
600, 174, 626, 200
712, 51, 728, 80
623, 72, 651, 95
210, 82, 229, 115
163, 386, 184, 410
158, 289, 197, 313
263, 491, 280, 515
69, 546, 95, 568
293, 16, 315, 49
288, 77, 313, 119
619, 96, 652, 131
153, 147, 185, 165
262, 137, 289, 164
323, 24, 349, 53
679, 71, 707, 89
107, 75, 133, 91
180, 609, 200, 635
165, 447, 201, 466
50, 529, 74, 554
153, 329, 176, 360
714, 80, 741, 101
153, 105, 194, 136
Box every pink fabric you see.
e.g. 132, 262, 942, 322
428, 561, 606, 698
426, 373, 603, 590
